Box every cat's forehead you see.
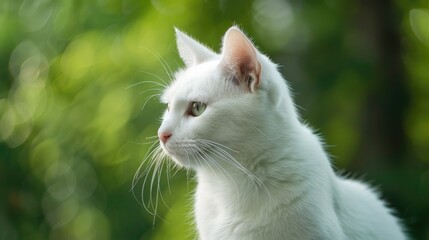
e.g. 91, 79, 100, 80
162, 61, 238, 104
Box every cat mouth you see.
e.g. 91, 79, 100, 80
160, 142, 194, 167
160, 139, 215, 168
162, 139, 244, 171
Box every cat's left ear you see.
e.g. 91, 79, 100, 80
221, 27, 261, 92
175, 28, 217, 67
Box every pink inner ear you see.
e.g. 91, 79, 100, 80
222, 28, 261, 91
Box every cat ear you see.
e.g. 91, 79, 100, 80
221, 27, 261, 92
175, 28, 217, 67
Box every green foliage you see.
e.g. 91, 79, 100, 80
0, 0, 428, 239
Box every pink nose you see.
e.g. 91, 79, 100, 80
159, 132, 172, 144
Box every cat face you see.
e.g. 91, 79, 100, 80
157, 27, 291, 170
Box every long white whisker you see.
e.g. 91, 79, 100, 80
126, 79, 166, 90
184, 140, 238, 194
137, 150, 160, 214
146, 135, 159, 140
165, 157, 172, 195
198, 139, 240, 153
154, 155, 172, 224
136, 135, 272, 225
134, 71, 169, 87
132, 142, 168, 218
144, 147, 163, 214
139, 88, 163, 96
197, 146, 240, 196
191, 144, 222, 180
197, 139, 272, 201
132, 141, 159, 190
141, 93, 161, 112
248, 124, 283, 144
138, 47, 174, 84
198, 141, 249, 175
149, 147, 165, 217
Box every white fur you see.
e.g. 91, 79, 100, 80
157, 27, 407, 240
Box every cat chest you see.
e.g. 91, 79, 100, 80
194, 187, 275, 239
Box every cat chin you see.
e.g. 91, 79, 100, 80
167, 152, 205, 170
169, 157, 188, 168
160, 146, 193, 168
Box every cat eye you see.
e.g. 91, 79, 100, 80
190, 102, 207, 117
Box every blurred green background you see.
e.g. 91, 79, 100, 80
1, 0, 428, 239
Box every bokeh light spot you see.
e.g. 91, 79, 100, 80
252, 0, 295, 50
44, 161, 77, 201
19, 0, 53, 32
410, 9, 429, 47
60, 37, 95, 84
30, 139, 61, 179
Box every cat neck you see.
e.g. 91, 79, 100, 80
195, 122, 336, 211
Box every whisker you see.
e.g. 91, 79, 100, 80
199, 147, 238, 190
134, 71, 169, 87
141, 93, 162, 112
196, 139, 272, 201
192, 146, 222, 180
141, 148, 163, 214
166, 158, 172, 195
146, 135, 159, 140
136, 136, 272, 225
154, 155, 172, 222
138, 88, 163, 96
144, 136, 159, 145
198, 139, 240, 153
126, 79, 166, 90
148, 147, 165, 217
248, 124, 283, 144
132, 141, 159, 190
132, 142, 168, 219
138, 47, 174, 84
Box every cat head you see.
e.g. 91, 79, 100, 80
157, 26, 297, 170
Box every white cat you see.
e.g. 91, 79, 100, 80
155, 26, 407, 240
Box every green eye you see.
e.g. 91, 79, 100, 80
190, 102, 207, 117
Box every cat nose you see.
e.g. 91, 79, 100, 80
159, 131, 172, 144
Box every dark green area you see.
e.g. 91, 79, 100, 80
1, 0, 428, 239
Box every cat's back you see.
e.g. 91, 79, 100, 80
335, 178, 407, 239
